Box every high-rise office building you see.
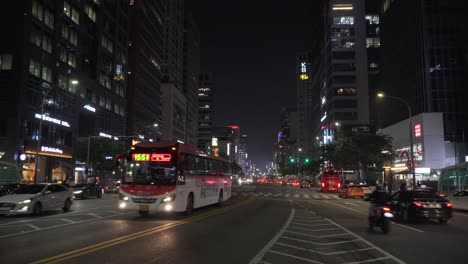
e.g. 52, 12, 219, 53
318, 0, 382, 143
198, 72, 214, 153
183, 13, 200, 146
380, 0, 468, 151
127, 0, 164, 139
0, 0, 129, 183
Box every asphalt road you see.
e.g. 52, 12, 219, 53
0, 184, 467, 263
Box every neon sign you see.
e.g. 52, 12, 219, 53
414, 123, 422, 138
41, 146, 63, 154
300, 74, 309, 80
35, 114, 70, 128
301, 62, 307, 73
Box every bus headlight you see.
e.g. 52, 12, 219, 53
164, 204, 173, 211
162, 194, 176, 203
119, 202, 127, 209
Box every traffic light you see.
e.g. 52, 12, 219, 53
289, 158, 295, 163
305, 158, 310, 164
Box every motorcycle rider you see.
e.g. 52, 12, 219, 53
368, 185, 389, 223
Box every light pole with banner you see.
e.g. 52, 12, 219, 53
377, 92, 416, 188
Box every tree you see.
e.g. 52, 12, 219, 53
321, 130, 394, 182
74, 139, 126, 172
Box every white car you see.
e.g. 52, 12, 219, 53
448, 190, 468, 211
0, 183, 72, 215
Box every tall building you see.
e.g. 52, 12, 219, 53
239, 134, 248, 173
182, 13, 200, 146
380, 0, 468, 154
162, 0, 184, 91
0, 0, 129, 183
198, 72, 214, 153
127, 0, 164, 139
296, 52, 313, 154
319, 0, 381, 140
276, 107, 298, 172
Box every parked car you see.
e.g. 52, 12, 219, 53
339, 185, 365, 198
71, 183, 103, 199
447, 190, 468, 211
0, 183, 72, 215
388, 189, 452, 224
300, 180, 312, 189
0, 183, 23, 197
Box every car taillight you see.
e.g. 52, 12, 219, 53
382, 207, 391, 212
446, 203, 452, 208
412, 201, 423, 207
321, 182, 325, 187
338, 183, 341, 188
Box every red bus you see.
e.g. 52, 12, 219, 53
116, 142, 231, 216
321, 168, 341, 192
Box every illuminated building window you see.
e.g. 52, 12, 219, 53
333, 16, 354, 25
0, 54, 12, 70
29, 59, 40, 77
366, 37, 381, 48
365, 15, 379, 25
335, 88, 357, 96
332, 4, 353, 11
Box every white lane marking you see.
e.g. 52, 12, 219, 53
291, 219, 326, 224
345, 202, 359, 206
248, 206, 295, 264
290, 222, 332, 227
268, 250, 325, 264
342, 256, 392, 264
0, 205, 116, 226
285, 230, 349, 238
281, 236, 361, 246
289, 226, 339, 232
322, 200, 424, 233
326, 218, 406, 264
88, 213, 103, 219
60, 218, 76, 223
294, 216, 321, 220
0, 212, 134, 239
26, 224, 40, 230
276, 242, 374, 256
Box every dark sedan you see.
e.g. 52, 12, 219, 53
388, 190, 452, 224
71, 183, 102, 199
0, 184, 23, 197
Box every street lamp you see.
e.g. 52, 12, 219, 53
137, 123, 161, 140
377, 92, 416, 187
33, 80, 78, 183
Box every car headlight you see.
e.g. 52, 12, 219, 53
18, 199, 31, 204
162, 194, 176, 203
74, 190, 83, 194
118, 193, 129, 201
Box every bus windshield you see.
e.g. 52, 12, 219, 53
123, 162, 176, 186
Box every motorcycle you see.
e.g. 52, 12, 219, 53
368, 206, 393, 234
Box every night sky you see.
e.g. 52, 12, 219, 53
187, 1, 323, 169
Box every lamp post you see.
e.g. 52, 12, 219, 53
137, 123, 161, 141
33, 80, 78, 183
377, 92, 416, 187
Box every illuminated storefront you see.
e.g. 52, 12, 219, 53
379, 113, 447, 186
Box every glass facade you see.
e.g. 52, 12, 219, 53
439, 163, 468, 194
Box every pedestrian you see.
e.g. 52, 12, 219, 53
399, 180, 406, 190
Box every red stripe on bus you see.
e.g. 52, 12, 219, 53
120, 185, 176, 196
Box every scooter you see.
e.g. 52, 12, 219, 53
368, 206, 393, 234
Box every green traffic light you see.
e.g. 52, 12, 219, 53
290, 158, 295, 163
305, 158, 310, 163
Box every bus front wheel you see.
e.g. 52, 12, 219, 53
185, 193, 194, 216
217, 190, 223, 207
